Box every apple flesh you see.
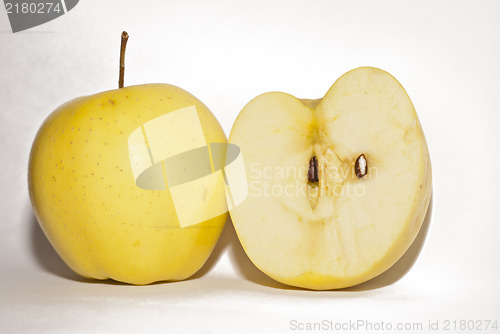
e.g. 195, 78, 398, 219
228, 67, 432, 290
28, 84, 227, 284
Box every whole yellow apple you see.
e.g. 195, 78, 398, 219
28, 33, 228, 284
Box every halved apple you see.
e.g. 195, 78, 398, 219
228, 67, 432, 290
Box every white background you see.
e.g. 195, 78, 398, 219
1, 0, 500, 333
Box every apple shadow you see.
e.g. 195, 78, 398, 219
29, 210, 82, 281
190, 216, 233, 279
228, 195, 434, 291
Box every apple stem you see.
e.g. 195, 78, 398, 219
119, 31, 129, 89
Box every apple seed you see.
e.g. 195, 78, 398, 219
308, 156, 319, 183
355, 154, 368, 179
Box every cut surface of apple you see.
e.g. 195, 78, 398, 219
228, 67, 432, 290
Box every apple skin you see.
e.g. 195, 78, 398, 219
28, 84, 227, 284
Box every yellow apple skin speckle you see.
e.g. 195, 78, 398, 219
28, 84, 227, 284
